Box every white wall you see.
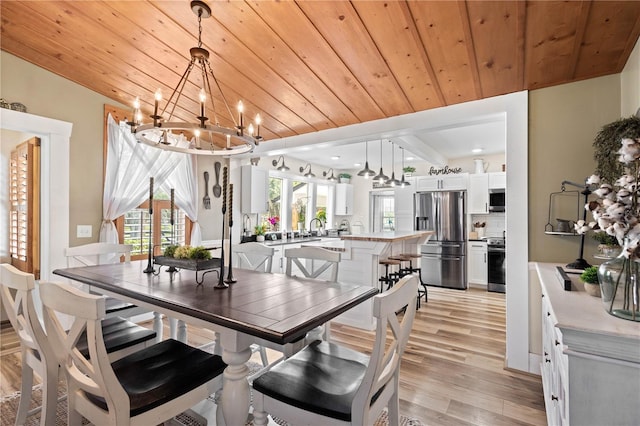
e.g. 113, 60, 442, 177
621, 37, 640, 117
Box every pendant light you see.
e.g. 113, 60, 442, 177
387, 141, 401, 187
373, 140, 388, 183
399, 146, 411, 187
357, 141, 376, 178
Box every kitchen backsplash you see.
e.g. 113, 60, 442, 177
471, 212, 505, 238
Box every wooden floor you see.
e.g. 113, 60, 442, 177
0, 286, 547, 425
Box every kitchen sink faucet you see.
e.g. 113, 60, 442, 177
308, 218, 324, 235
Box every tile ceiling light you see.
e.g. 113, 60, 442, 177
127, 0, 262, 156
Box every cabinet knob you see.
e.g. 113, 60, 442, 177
547, 311, 551, 317
551, 395, 559, 401
545, 358, 551, 363
555, 339, 560, 346
544, 351, 548, 356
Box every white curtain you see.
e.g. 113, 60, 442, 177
100, 114, 195, 243
161, 154, 202, 246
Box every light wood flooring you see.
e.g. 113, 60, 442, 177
0, 286, 547, 425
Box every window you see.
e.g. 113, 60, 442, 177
259, 177, 283, 231
116, 192, 191, 260
315, 184, 329, 228
291, 181, 310, 231
370, 192, 395, 233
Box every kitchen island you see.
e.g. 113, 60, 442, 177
329, 230, 434, 329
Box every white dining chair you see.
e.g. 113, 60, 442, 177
40, 280, 226, 426
285, 246, 341, 343
252, 275, 418, 426
231, 242, 275, 366
285, 246, 341, 282
0, 263, 157, 426
64, 242, 173, 341
233, 242, 275, 273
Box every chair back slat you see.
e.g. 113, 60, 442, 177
284, 247, 341, 283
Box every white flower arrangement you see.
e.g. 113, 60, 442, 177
575, 137, 640, 259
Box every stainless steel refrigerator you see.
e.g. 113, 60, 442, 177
415, 191, 467, 290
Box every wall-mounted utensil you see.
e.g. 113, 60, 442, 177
213, 161, 222, 198
203, 171, 211, 209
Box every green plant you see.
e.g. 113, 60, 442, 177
338, 173, 351, 179
174, 245, 192, 259
403, 166, 416, 173
593, 115, 640, 185
591, 232, 619, 246
580, 266, 599, 284
316, 209, 327, 223
254, 224, 267, 235
163, 245, 179, 257
189, 246, 212, 260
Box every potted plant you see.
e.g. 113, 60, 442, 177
403, 166, 416, 177
254, 224, 267, 242
580, 266, 601, 297
591, 232, 620, 257
338, 173, 351, 183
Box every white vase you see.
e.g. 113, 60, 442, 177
476, 227, 485, 239
256, 235, 265, 242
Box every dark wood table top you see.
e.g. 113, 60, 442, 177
53, 261, 378, 345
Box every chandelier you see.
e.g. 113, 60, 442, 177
128, 0, 262, 156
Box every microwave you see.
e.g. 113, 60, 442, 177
489, 189, 505, 212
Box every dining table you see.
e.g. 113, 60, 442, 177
53, 260, 378, 426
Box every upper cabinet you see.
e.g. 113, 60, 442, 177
416, 174, 468, 191
241, 165, 268, 213
468, 174, 489, 214
335, 183, 354, 215
489, 172, 506, 190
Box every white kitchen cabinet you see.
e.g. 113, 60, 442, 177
467, 241, 487, 284
394, 178, 415, 232
416, 174, 468, 191
468, 174, 489, 214
335, 183, 353, 215
489, 172, 506, 189
241, 165, 268, 213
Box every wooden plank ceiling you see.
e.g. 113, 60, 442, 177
2, 1, 639, 148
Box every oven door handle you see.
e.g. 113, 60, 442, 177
488, 248, 506, 253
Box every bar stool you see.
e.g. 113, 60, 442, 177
378, 259, 401, 292
388, 255, 411, 282
400, 253, 429, 307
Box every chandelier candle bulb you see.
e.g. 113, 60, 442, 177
255, 114, 261, 138
248, 123, 254, 136
199, 88, 206, 124
237, 101, 244, 135
153, 89, 162, 126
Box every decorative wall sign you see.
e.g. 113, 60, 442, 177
428, 166, 462, 175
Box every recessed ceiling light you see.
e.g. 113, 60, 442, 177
331, 156, 340, 160
354, 162, 362, 167
406, 156, 415, 161
472, 148, 483, 154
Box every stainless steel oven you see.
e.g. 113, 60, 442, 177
487, 238, 506, 293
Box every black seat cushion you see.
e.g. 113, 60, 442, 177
86, 339, 226, 417
252, 340, 370, 422
76, 316, 156, 358
105, 297, 137, 314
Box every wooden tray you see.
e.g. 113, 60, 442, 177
154, 256, 221, 270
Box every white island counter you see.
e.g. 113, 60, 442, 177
330, 230, 434, 329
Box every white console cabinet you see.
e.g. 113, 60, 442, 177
536, 263, 640, 426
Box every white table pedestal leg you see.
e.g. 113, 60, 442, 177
216, 346, 252, 426
153, 312, 163, 342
